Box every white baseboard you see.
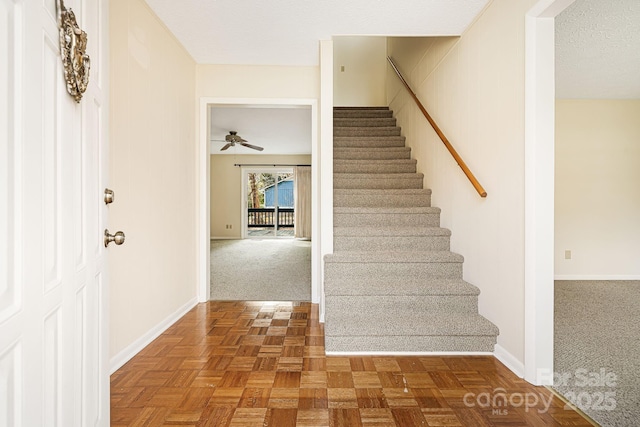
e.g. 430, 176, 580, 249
211, 236, 240, 240
554, 275, 640, 280
494, 344, 525, 378
109, 297, 199, 374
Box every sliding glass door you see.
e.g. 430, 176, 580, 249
244, 169, 294, 238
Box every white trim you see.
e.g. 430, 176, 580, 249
524, 7, 555, 385
555, 275, 640, 281
241, 169, 247, 239
109, 297, 198, 374
528, 0, 576, 17
494, 344, 525, 378
524, 10, 555, 387
319, 40, 334, 323
524, 0, 574, 385
198, 101, 211, 303
524, 0, 576, 386
326, 351, 493, 357
210, 236, 240, 240
198, 97, 320, 306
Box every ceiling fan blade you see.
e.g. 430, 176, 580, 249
220, 142, 234, 151
239, 141, 264, 151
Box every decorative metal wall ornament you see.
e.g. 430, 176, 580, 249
57, 0, 90, 102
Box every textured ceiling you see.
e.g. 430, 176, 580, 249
210, 106, 312, 155
158, 0, 639, 156
143, 0, 489, 66
556, 0, 640, 98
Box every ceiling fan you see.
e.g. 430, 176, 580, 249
214, 131, 264, 151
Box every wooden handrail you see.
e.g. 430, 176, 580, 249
387, 56, 487, 198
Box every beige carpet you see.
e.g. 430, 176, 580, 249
554, 280, 640, 426
210, 239, 311, 301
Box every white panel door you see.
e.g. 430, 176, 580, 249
0, 0, 109, 426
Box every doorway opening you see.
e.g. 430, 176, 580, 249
200, 98, 319, 303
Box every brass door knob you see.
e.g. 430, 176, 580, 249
104, 229, 125, 247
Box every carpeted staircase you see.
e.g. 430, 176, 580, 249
324, 106, 499, 353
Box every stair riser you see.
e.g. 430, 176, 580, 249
333, 110, 393, 119
334, 177, 423, 190
334, 118, 397, 127
334, 138, 405, 148
324, 279, 479, 297
334, 163, 416, 174
325, 295, 478, 315
334, 194, 431, 207
334, 127, 401, 137
334, 212, 440, 227
324, 336, 497, 353
334, 236, 450, 252
325, 313, 497, 337
325, 262, 462, 280
334, 149, 411, 160
334, 107, 389, 110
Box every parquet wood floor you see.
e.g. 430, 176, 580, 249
111, 301, 593, 426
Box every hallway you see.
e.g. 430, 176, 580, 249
110, 301, 592, 426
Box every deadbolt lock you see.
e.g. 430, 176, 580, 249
104, 188, 114, 204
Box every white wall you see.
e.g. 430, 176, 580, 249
385, 37, 458, 97
211, 154, 312, 238
333, 37, 387, 106
388, 0, 537, 365
109, 0, 197, 361
555, 99, 640, 279
197, 65, 319, 99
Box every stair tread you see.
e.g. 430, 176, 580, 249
335, 126, 400, 130
333, 145, 411, 149
325, 277, 480, 296
334, 188, 432, 195
333, 147, 411, 154
334, 136, 405, 141
335, 206, 440, 214
327, 312, 499, 336
334, 173, 423, 178
334, 115, 394, 118
334, 159, 417, 174
334, 145, 406, 150
325, 250, 463, 263
334, 113, 394, 119
334, 118, 396, 126
334, 151, 411, 159
334, 106, 389, 110
333, 226, 451, 237
334, 159, 417, 164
